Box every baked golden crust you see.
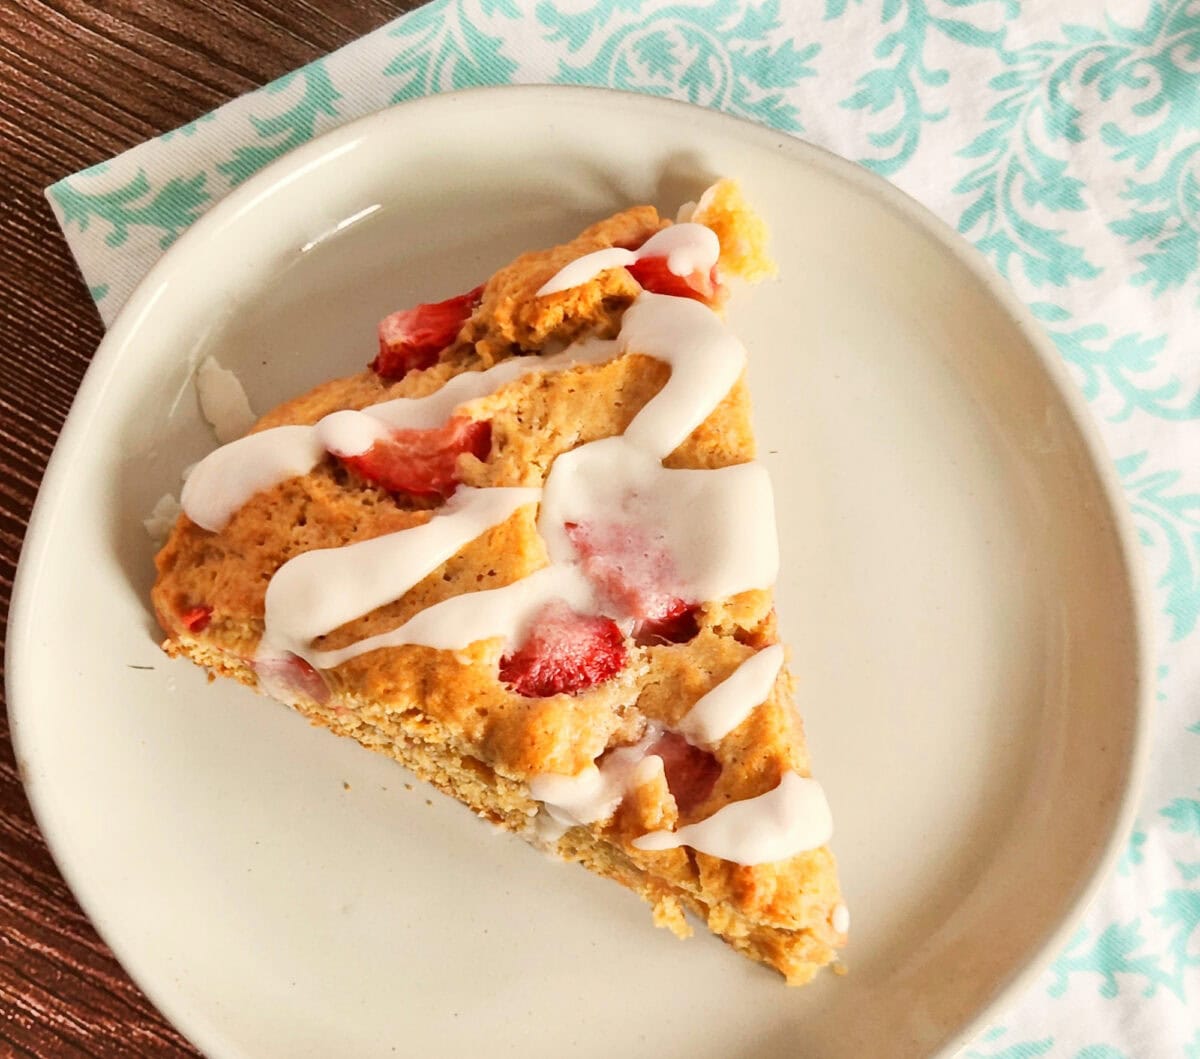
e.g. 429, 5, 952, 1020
154, 189, 845, 984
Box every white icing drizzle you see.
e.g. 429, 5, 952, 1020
537, 248, 636, 297
531, 729, 664, 841
613, 293, 748, 458
316, 409, 389, 458
537, 437, 777, 603
260, 487, 538, 666
311, 563, 597, 668
638, 224, 721, 283
632, 771, 833, 864
365, 336, 615, 431
677, 644, 785, 747
181, 426, 326, 532
535, 222, 720, 297
180, 337, 617, 531
534, 291, 773, 604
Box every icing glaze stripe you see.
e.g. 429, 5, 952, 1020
260, 487, 539, 665
536, 222, 720, 297
182, 425, 326, 533
632, 771, 833, 863
310, 563, 597, 667
612, 293, 748, 459
530, 729, 665, 842
536, 438, 778, 605
678, 644, 785, 746
181, 336, 618, 532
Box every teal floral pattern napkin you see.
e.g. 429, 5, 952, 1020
47, 2, 1200, 1055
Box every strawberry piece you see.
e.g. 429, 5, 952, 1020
179, 604, 212, 633
649, 730, 721, 815
253, 652, 330, 705
633, 602, 699, 647
565, 521, 688, 624
372, 285, 483, 380
499, 600, 627, 698
626, 257, 719, 302
338, 416, 491, 499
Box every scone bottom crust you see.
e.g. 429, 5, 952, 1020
153, 179, 847, 985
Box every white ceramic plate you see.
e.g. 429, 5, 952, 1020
9, 86, 1150, 1058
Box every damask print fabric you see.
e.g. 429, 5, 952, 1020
45, 1, 1200, 1055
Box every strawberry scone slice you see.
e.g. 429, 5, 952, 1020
153, 180, 846, 985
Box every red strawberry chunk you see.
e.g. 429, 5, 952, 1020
565, 520, 688, 624
499, 600, 627, 698
626, 256, 719, 302
253, 653, 330, 705
633, 602, 700, 647
649, 730, 721, 815
372, 285, 483, 380
179, 604, 212, 633
338, 416, 491, 499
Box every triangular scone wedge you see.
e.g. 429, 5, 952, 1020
153, 181, 847, 984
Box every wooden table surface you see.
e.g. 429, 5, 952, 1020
2, 4, 421, 1054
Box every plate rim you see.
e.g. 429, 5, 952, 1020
7, 83, 1155, 1058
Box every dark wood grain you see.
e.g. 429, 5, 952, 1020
1, 3, 423, 1054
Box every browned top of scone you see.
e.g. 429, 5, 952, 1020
153, 201, 837, 934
